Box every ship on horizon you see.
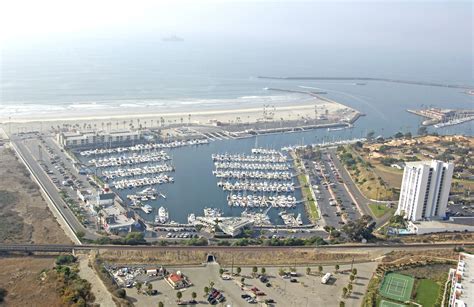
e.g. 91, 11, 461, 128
162, 35, 184, 42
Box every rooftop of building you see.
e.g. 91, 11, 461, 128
168, 273, 184, 283
102, 205, 134, 227
409, 219, 474, 230
405, 159, 453, 168
453, 252, 474, 305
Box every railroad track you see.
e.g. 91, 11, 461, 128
1, 242, 472, 253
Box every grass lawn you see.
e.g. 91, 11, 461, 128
414, 279, 440, 307
298, 173, 319, 221
369, 203, 395, 218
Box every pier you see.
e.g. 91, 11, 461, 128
258, 76, 474, 90
407, 108, 474, 127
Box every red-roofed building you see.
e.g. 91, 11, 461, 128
166, 272, 187, 289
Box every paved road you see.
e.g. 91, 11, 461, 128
11, 135, 99, 241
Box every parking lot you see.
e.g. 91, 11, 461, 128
302, 150, 361, 229
20, 134, 99, 230
125, 261, 377, 306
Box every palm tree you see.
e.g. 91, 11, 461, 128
306, 267, 311, 275
349, 274, 355, 283
252, 266, 258, 277
176, 291, 182, 302
339, 302, 345, 307
158, 302, 164, 307
352, 268, 357, 276
335, 264, 340, 273
209, 281, 215, 289
219, 268, 224, 275
136, 282, 142, 293
348, 283, 353, 293
236, 267, 242, 275
191, 292, 197, 301
278, 268, 286, 276
204, 286, 210, 296
240, 277, 245, 285
261, 267, 266, 275
318, 265, 323, 274
342, 287, 348, 298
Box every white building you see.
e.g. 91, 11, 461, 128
396, 160, 453, 221
57, 130, 142, 148
448, 252, 473, 307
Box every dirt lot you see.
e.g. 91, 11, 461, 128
0, 147, 71, 244
0, 147, 72, 306
0, 256, 63, 307
97, 248, 372, 266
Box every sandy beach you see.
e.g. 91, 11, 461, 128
2, 97, 359, 133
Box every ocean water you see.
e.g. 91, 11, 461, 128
1, 37, 472, 125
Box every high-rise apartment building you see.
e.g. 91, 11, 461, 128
396, 160, 453, 221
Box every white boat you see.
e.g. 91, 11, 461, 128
141, 204, 153, 214
155, 206, 169, 223
296, 213, 303, 225
188, 213, 196, 224
204, 207, 222, 218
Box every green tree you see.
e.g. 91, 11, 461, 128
306, 267, 311, 275
176, 291, 182, 301
76, 231, 85, 239
350, 274, 355, 283
252, 266, 258, 277
342, 287, 348, 297
241, 277, 245, 285
418, 126, 428, 135
318, 265, 323, 274
219, 268, 224, 275
394, 131, 404, 138
352, 268, 357, 276
136, 282, 142, 293
209, 281, 215, 289
204, 286, 210, 296
348, 284, 353, 293
278, 268, 286, 276
192, 292, 197, 300
115, 289, 126, 299
261, 267, 266, 275
339, 301, 345, 307
158, 302, 164, 307
236, 267, 242, 275
335, 264, 340, 273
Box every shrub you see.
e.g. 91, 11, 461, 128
115, 289, 126, 299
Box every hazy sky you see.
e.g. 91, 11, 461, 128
0, 0, 471, 53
